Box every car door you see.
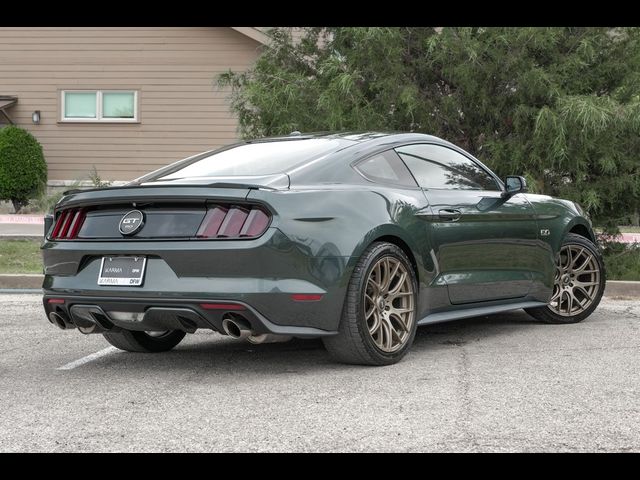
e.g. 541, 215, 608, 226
353, 149, 452, 315
395, 143, 539, 305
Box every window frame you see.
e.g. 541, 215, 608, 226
352, 149, 420, 189
60, 89, 139, 123
394, 142, 503, 192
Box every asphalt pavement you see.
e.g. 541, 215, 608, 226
0, 294, 638, 452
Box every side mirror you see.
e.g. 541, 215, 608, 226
502, 175, 528, 198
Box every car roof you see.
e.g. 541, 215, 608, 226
244, 131, 450, 147
253, 132, 466, 187
134, 131, 464, 188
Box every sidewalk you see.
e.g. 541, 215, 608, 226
620, 233, 640, 244
0, 215, 43, 238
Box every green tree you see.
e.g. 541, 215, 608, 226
219, 27, 640, 229
0, 125, 47, 212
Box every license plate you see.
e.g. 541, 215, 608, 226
98, 256, 147, 286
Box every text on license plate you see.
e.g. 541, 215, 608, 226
98, 256, 147, 286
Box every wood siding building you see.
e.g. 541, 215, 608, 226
0, 27, 267, 184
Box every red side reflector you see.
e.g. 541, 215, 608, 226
47, 298, 65, 304
199, 303, 246, 311
291, 294, 323, 302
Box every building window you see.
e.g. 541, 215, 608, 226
61, 90, 138, 122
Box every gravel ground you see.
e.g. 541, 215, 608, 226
0, 294, 638, 452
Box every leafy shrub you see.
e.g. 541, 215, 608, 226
88, 165, 111, 188
0, 126, 47, 212
29, 181, 81, 214
24, 166, 110, 214
602, 242, 640, 281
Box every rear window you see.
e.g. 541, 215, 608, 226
150, 139, 345, 180
354, 151, 417, 187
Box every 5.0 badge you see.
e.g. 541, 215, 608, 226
119, 210, 145, 236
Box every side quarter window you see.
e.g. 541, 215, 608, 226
354, 150, 418, 188
395, 144, 499, 191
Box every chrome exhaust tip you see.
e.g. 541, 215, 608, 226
49, 312, 71, 330
221, 315, 252, 340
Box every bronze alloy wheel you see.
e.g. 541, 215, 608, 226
548, 244, 602, 317
364, 256, 416, 353
322, 242, 419, 365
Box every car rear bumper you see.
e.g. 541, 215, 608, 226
43, 294, 338, 337
42, 258, 349, 333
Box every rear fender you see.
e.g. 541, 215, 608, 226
248, 187, 425, 260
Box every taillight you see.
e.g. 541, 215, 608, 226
49, 208, 86, 240
196, 204, 271, 239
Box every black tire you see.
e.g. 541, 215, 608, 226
323, 242, 418, 366
103, 329, 186, 353
525, 233, 605, 324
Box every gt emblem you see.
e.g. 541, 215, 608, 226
119, 210, 145, 236
540, 229, 551, 237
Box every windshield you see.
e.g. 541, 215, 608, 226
148, 138, 346, 181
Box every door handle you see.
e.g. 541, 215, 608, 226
438, 209, 461, 221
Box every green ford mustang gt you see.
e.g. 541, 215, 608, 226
42, 132, 605, 365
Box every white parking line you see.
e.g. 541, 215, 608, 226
56, 346, 120, 370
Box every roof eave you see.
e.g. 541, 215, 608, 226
231, 27, 270, 46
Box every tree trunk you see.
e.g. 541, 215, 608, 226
11, 198, 27, 214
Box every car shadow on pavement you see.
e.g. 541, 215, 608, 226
413, 309, 541, 348
76, 309, 544, 374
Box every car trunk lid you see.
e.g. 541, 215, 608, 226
50, 180, 281, 241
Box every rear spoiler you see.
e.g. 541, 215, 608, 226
63, 173, 290, 196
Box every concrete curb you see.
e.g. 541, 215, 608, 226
0, 275, 638, 298
0, 235, 42, 240
604, 280, 640, 299
0, 288, 42, 294
0, 274, 43, 289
